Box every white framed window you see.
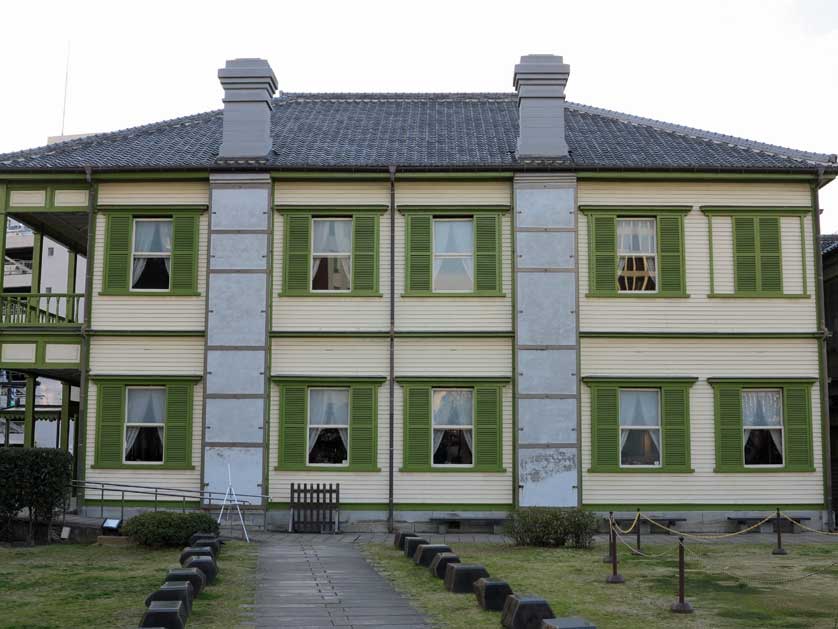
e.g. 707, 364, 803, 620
307, 387, 350, 465
619, 389, 661, 467
617, 218, 657, 292
311, 218, 352, 292
432, 218, 474, 292
432, 388, 473, 466
124, 387, 165, 463
131, 218, 172, 291
742, 389, 784, 467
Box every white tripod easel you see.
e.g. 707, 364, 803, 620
217, 464, 250, 543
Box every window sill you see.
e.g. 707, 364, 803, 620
91, 464, 195, 470
399, 466, 507, 473
585, 293, 690, 299
587, 467, 694, 474
714, 466, 816, 473
401, 292, 506, 298
99, 291, 201, 297
278, 292, 383, 298
708, 293, 810, 300
275, 465, 381, 473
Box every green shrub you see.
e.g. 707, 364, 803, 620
507, 508, 596, 549
123, 511, 219, 547
0, 448, 73, 544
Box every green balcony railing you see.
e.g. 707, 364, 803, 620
0, 293, 85, 326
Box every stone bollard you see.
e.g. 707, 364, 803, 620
541, 618, 597, 629
165, 567, 206, 597
189, 532, 222, 546
429, 552, 460, 579
394, 531, 419, 550
413, 544, 452, 567
139, 599, 187, 629
403, 537, 428, 559
145, 581, 195, 615
501, 594, 555, 629
444, 563, 489, 593
184, 555, 218, 584
473, 577, 513, 611
189, 537, 221, 556
180, 545, 216, 565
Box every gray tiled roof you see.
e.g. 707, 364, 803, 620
820, 234, 838, 255
0, 93, 835, 172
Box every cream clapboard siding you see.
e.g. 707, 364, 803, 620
89, 337, 204, 375
580, 338, 823, 505
91, 212, 208, 331
97, 182, 209, 206
274, 182, 389, 206
268, 337, 513, 505
272, 212, 390, 331
84, 382, 204, 500
578, 181, 817, 332
396, 181, 511, 206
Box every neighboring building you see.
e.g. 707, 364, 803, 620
820, 234, 838, 522
0, 55, 835, 530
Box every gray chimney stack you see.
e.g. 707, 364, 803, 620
217, 58, 278, 159
513, 54, 571, 158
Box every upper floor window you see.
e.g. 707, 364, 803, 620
432, 388, 473, 466
311, 218, 352, 292
619, 389, 661, 467
433, 219, 474, 292
742, 389, 783, 467
124, 386, 165, 463
308, 387, 350, 465
617, 218, 657, 293
131, 218, 172, 291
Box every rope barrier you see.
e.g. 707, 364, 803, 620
612, 511, 641, 535
640, 513, 775, 540
780, 512, 838, 536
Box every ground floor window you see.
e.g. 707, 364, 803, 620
742, 389, 783, 466
308, 388, 349, 465
619, 388, 661, 467
432, 388, 473, 466
124, 387, 165, 463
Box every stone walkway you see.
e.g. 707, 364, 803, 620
245, 535, 433, 628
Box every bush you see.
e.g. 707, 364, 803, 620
123, 511, 219, 547
0, 448, 73, 544
507, 508, 597, 549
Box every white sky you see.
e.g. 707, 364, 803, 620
1, 0, 836, 229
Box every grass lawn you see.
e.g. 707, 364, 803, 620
0, 540, 257, 629
365, 540, 838, 629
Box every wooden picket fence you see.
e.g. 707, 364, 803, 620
288, 483, 340, 533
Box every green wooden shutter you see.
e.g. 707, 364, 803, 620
473, 385, 502, 470
279, 384, 307, 469
657, 215, 685, 295
590, 215, 617, 294
103, 215, 131, 293
284, 215, 311, 293
95, 383, 124, 466
734, 217, 758, 293
349, 384, 377, 470
164, 382, 192, 467
783, 385, 813, 471
171, 215, 198, 294
403, 386, 431, 469
758, 216, 782, 293
352, 215, 377, 293
661, 385, 690, 470
591, 385, 619, 469
406, 214, 432, 292
474, 215, 500, 293
715, 385, 743, 471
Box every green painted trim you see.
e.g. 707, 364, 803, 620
267, 501, 514, 511
98, 291, 202, 297
708, 293, 809, 299
731, 213, 784, 296
398, 205, 511, 212
271, 376, 386, 384
96, 205, 207, 212
275, 205, 388, 213
89, 464, 196, 471
800, 214, 809, 296
582, 503, 825, 511
700, 206, 813, 216
273, 466, 382, 473
82, 499, 201, 507
582, 377, 698, 384
711, 467, 817, 474
87, 330, 206, 337
395, 377, 512, 385
588, 467, 696, 474
707, 213, 715, 294
579, 205, 691, 214
401, 291, 506, 298
576, 172, 817, 182
93, 172, 210, 181
399, 466, 507, 473
271, 172, 391, 181
580, 331, 821, 339
5, 184, 90, 212
395, 172, 514, 181
90, 375, 203, 383
279, 291, 383, 298
0, 174, 88, 181
707, 377, 817, 385
30, 231, 42, 293
269, 331, 514, 338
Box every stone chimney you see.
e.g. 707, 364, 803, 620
217, 58, 278, 159
513, 54, 571, 158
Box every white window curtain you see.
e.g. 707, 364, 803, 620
313, 220, 352, 254
432, 390, 473, 426
125, 426, 140, 453
619, 389, 661, 452
433, 221, 474, 291
743, 390, 783, 453
434, 220, 473, 254
127, 388, 166, 423
132, 221, 172, 285
617, 219, 656, 253
309, 389, 349, 453
311, 257, 351, 284
432, 429, 445, 455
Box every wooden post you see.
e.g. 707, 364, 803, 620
30, 230, 43, 293
772, 507, 788, 556
0, 185, 7, 293
634, 507, 642, 555
60, 383, 71, 451
23, 375, 35, 447
606, 513, 624, 584
602, 511, 615, 562
670, 536, 693, 613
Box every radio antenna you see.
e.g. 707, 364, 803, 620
60, 41, 71, 136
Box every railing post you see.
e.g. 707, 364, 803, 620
154, 488, 158, 512
182, 496, 186, 513
603, 511, 615, 563
772, 507, 788, 556
606, 513, 624, 584
634, 507, 642, 555
100, 485, 104, 518
120, 491, 125, 523
670, 537, 693, 613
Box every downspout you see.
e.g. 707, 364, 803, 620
812, 168, 834, 530
387, 165, 397, 532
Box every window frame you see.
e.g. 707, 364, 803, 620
618, 387, 662, 469
741, 387, 784, 469
616, 217, 659, 295
431, 217, 475, 294
130, 217, 173, 293
310, 217, 353, 294
122, 385, 167, 465
431, 387, 475, 469
306, 386, 351, 468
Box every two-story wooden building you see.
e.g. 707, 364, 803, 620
1, 55, 835, 530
